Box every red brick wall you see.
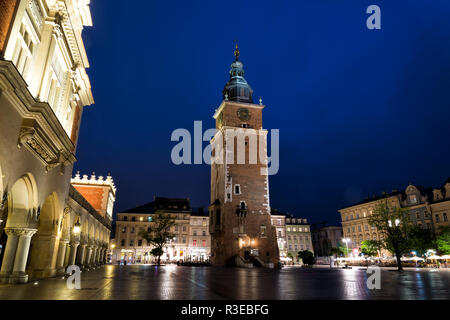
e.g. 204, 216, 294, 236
0, 0, 18, 56
210, 101, 279, 266
74, 185, 105, 215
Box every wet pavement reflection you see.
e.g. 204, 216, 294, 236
0, 265, 448, 300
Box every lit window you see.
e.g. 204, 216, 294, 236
193, 240, 197, 247
260, 226, 266, 237
147, 216, 152, 222
202, 240, 206, 247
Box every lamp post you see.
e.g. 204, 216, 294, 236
342, 238, 350, 257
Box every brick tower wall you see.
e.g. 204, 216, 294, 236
0, 0, 18, 56
210, 101, 279, 266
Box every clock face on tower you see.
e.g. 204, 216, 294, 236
237, 108, 251, 122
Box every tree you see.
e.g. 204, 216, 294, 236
361, 240, 382, 257
368, 198, 413, 271
329, 247, 344, 258
409, 226, 436, 257
337, 242, 350, 257
436, 226, 450, 255
138, 212, 176, 266
298, 250, 316, 266
287, 252, 294, 261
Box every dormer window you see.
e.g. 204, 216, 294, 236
410, 195, 417, 204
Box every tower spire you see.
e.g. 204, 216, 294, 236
234, 41, 240, 61
222, 42, 253, 103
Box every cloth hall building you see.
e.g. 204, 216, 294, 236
0, 0, 114, 284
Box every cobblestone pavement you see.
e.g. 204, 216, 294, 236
0, 265, 448, 300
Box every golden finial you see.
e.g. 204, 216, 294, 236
234, 40, 240, 61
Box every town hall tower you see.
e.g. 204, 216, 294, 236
209, 46, 279, 267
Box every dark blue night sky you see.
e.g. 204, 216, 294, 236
74, 0, 450, 225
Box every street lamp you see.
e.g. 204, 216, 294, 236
342, 238, 350, 257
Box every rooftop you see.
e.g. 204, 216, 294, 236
121, 197, 191, 214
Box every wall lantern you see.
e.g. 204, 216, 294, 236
73, 217, 81, 234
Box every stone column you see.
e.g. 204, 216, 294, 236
92, 246, 99, 266
9, 229, 37, 284
77, 243, 87, 268
63, 243, 71, 268
68, 242, 80, 267
104, 248, 108, 264
101, 248, 106, 264
55, 239, 69, 275
0, 229, 20, 283
85, 246, 93, 268
96, 247, 101, 264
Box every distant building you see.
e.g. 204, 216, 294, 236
311, 223, 343, 257
285, 215, 313, 263
111, 197, 211, 264
339, 178, 450, 256
269, 210, 313, 263
270, 209, 287, 259
189, 208, 211, 262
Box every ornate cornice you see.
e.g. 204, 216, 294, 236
17, 118, 75, 173
5, 228, 37, 237
0, 60, 77, 172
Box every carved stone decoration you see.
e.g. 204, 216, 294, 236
17, 119, 76, 173
17, 127, 36, 149
29, 0, 44, 29
5, 227, 37, 237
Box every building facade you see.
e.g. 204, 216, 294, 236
270, 209, 287, 260
311, 224, 343, 257
209, 46, 279, 267
189, 208, 211, 262
111, 197, 211, 264
285, 216, 313, 263
339, 178, 450, 256
0, 0, 112, 284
